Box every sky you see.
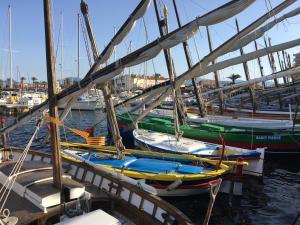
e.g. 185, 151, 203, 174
0, 0, 300, 85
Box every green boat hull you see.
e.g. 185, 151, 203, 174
117, 113, 300, 154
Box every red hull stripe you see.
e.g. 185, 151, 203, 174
151, 179, 221, 190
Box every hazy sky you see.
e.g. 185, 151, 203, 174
0, 0, 300, 85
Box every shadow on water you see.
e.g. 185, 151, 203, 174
164, 159, 300, 225
3, 111, 300, 225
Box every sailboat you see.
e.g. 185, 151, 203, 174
0, 1, 194, 224
126, 0, 264, 179
49, 0, 232, 197
151, 108, 300, 130
114, 1, 300, 156
1, 0, 299, 201
118, 111, 300, 154
133, 128, 264, 177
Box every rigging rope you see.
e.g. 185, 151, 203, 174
0, 118, 43, 215
43, 114, 105, 145
80, 15, 93, 67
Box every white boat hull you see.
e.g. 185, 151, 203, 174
133, 129, 264, 177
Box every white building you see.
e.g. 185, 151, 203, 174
112, 74, 168, 92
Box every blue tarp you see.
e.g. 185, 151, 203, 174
83, 153, 208, 174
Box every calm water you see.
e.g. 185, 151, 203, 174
4, 111, 300, 225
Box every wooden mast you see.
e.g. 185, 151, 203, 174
205, 26, 224, 114
8, 5, 13, 88
153, 0, 182, 140
277, 51, 288, 84
43, 0, 62, 189
80, 0, 125, 156
282, 50, 289, 70
264, 37, 283, 109
276, 52, 284, 71
60, 11, 63, 85
172, 0, 207, 117
254, 40, 266, 88
235, 19, 256, 113
77, 13, 80, 80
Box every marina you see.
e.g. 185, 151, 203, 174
0, 0, 300, 224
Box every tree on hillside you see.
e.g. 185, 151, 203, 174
227, 73, 241, 84
31, 76, 38, 89
20, 77, 26, 89
0, 79, 4, 89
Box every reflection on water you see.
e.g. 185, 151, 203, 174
4, 111, 300, 225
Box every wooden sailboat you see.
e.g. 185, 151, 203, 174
52, 0, 230, 197
0, 0, 298, 203
113, 1, 300, 156
150, 108, 300, 130
133, 128, 264, 177
0, 1, 194, 224
128, 0, 264, 177
118, 112, 300, 154
1, 0, 298, 133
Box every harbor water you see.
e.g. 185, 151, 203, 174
5, 111, 300, 225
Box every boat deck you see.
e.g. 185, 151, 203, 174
0, 160, 85, 224
0, 183, 43, 224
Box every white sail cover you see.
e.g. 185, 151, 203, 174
124, 2, 300, 104
203, 66, 300, 95
93, 0, 152, 72
92, 0, 255, 73
2, 0, 296, 134
134, 37, 300, 109
91, 0, 256, 79
129, 39, 300, 111
199, 0, 254, 25
228, 7, 300, 53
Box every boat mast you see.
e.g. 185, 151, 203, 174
277, 51, 291, 85
282, 50, 289, 71
60, 11, 63, 85
77, 13, 80, 80
254, 40, 266, 88
153, 0, 181, 141
264, 36, 283, 109
171, 0, 207, 117
235, 19, 256, 113
80, 0, 125, 157
205, 26, 224, 114
8, 5, 13, 88
43, 0, 63, 189
277, 51, 284, 71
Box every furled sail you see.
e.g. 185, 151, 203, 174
59, 0, 153, 120
177, 38, 300, 87
203, 66, 300, 96
132, 33, 300, 121
92, 0, 153, 72
115, 0, 297, 108
131, 38, 300, 123
57, 0, 257, 103
0, 0, 294, 134
228, 7, 300, 53
92, 0, 255, 73
61, 0, 254, 118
